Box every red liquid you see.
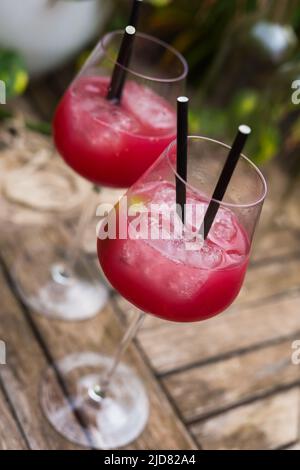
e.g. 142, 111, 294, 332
53, 76, 176, 187
98, 182, 249, 323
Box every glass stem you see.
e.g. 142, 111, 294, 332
54, 186, 99, 281
95, 311, 145, 400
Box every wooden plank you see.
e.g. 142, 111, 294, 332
163, 340, 300, 422
0, 387, 27, 450
0, 264, 86, 450
1, 225, 197, 450
2, 94, 196, 449
35, 307, 197, 450
278, 174, 300, 232
190, 389, 300, 450
251, 228, 300, 263
3, 91, 296, 450
286, 442, 300, 450
259, 164, 288, 231
116, 252, 300, 335
136, 295, 300, 374
237, 257, 300, 307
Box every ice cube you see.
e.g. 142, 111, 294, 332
146, 238, 185, 263
73, 77, 142, 135
72, 76, 107, 106
225, 250, 245, 266
208, 208, 237, 250
123, 82, 176, 134
167, 269, 209, 300
152, 184, 176, 206
120, 241, 135, 266
98, 105, 141, 134
214, 209, 237, 241
122, 234, 209, 300
143, 239, 209, 299
76, 107, 123, 152
186, 242, 223, 269
81, 94, 141, 134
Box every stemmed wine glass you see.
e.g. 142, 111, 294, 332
40, 135, 267, 448
11, 28, 188, 321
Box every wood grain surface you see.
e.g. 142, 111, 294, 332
0, 82, 299, 450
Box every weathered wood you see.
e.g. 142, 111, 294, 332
0, 88, 298, 451
277, 173, 300, 232
190, 388, 300, 450
251, 227, 300, 263
286, 442, 300, 450
34, 304, 197, 450
0, 386, 27, 450
237, 257, 300, 307
259, 164, 289, 230
135, 295, 300, 374
1, 225, 197, 450
0, 264, 86, 450
163, 340, 300, 422
117, 251, 300, 336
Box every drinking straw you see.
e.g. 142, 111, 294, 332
129, 0, 143, 29
107, 0, 143, 102
176, 97, 189, 224
107, 25, 136, 103
201, 125, 251, 239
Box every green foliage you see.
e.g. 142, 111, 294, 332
1, 0, 299, 164
143, 0, 259, 84
148, 0, 172, 6
254, 126, 281, 163
191, 89, 282, 164
0, 50, 28, 98
0, 108, 13, 120
109, 1, 300, 165
26, 120, 52, 136
290, 116, 300, 142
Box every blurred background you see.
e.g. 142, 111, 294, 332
1, 0, 300, 173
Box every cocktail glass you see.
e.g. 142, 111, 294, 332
40, 135, 267, 448
12, 30, 188, 321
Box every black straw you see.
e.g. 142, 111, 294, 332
201, 125, 251, 240
106, 0, 143, 103
107, 26, 136, 103
176, 97, 189, 224
129, 0, 143, 28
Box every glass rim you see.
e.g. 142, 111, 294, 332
166, 135, 268, 209
100, 29, 189, 83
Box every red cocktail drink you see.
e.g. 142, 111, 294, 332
53, 76, 176, 188
98, 181, 249, 322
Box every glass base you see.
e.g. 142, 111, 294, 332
11, 242, 108, 321
40, 352, 149, 449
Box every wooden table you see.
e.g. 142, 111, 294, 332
0, 75, 300, 450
